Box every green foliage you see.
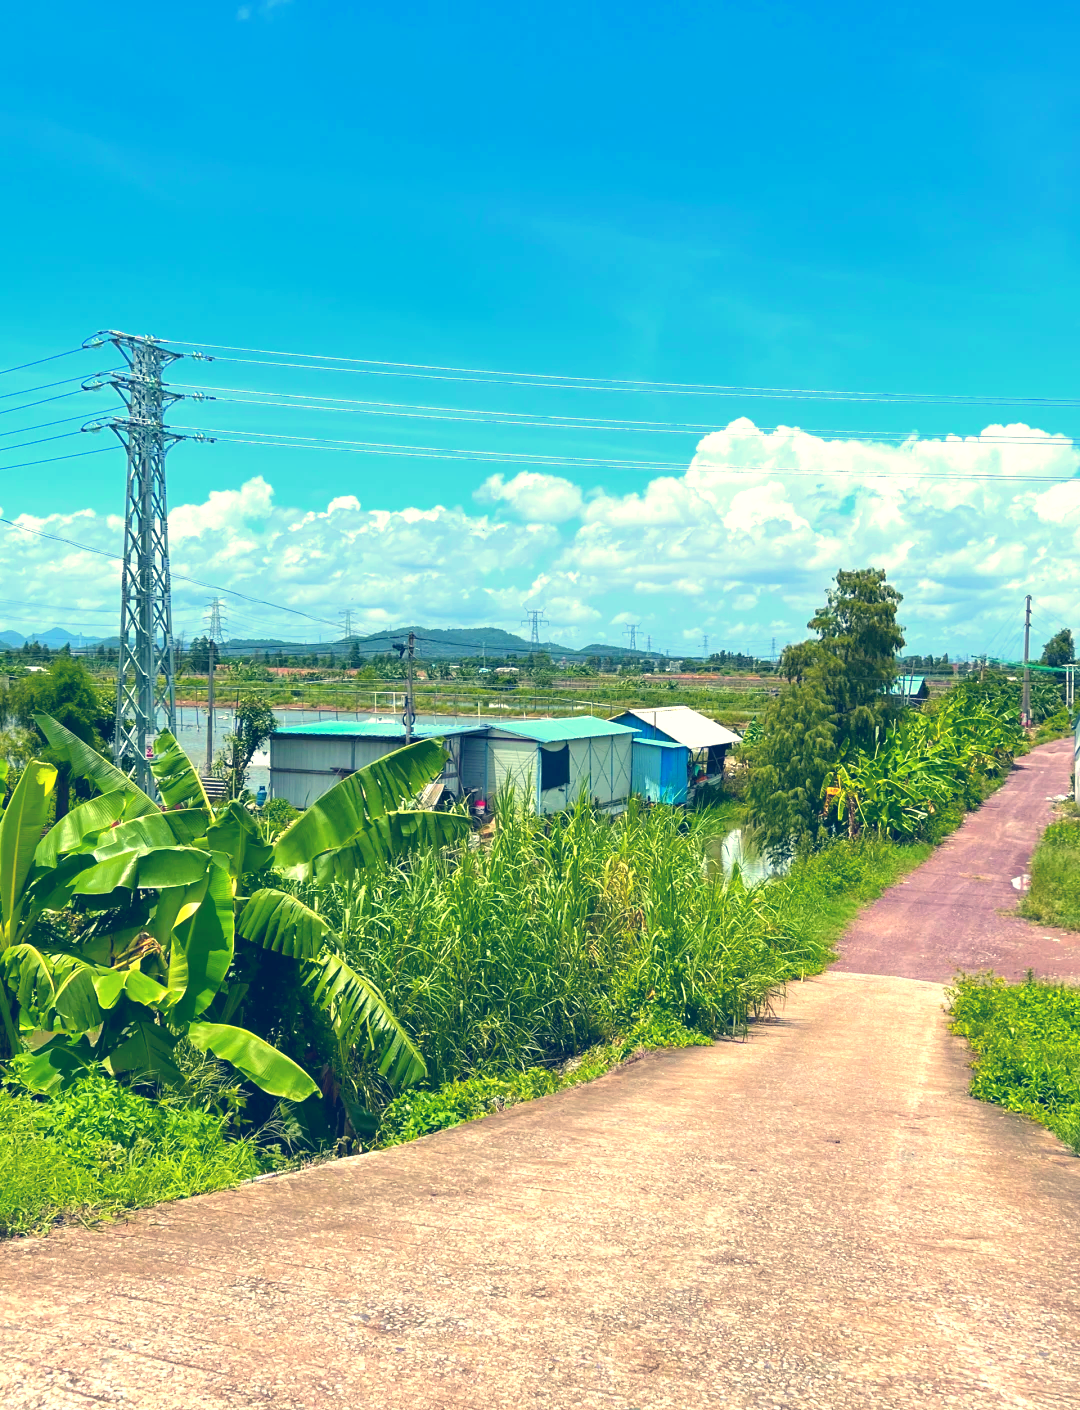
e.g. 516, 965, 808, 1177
10, 658, 112, 819
378, 1011, 711, 1146
807, 566, 905, 753
305, 797, 833, 1101
823, 674, 1022, 840
2, 719, 446, 1105
1041, 628, 1074, 669
0, 1069, 274, 1236
948, 972, 1080, 1154
221, 695, 277, 799
1019, 817, 1080, 930
745, 678, 836, 855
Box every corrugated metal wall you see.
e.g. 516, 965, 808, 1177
489, 737, 537, 804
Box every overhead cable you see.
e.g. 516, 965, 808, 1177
165, 339, 1080, 408
180, 426, 1080, 481
0, 348, 87, 378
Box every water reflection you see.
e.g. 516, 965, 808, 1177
706, 828, 789, 886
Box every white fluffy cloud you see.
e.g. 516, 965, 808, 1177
3, 420, 1078, 653
475, 471, 584, 523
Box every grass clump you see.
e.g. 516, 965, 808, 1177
1019, 817, 1080, 930
0, 1068, 279, 1237
379, 1011, 710, 1146
948, 971, 1080, 1155
309, 798, 831, 1104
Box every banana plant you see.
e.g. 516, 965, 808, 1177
1, 715, 469, 1103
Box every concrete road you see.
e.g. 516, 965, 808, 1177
2, 745, 1078, 1409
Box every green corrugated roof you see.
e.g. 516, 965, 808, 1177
272, 720, 488, 739
494, 716, 636, 743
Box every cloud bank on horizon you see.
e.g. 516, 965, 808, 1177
3, 419, 1076, 655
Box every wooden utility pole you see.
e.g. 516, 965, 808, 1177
1021, 595, 1032, 727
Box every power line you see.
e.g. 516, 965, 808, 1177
165, 338, 1080, 408
0, 408, 124, 440
0, 347, 88, 377
172, 383, 1080, 448
176, 426, 1080, 481
0, 516, 344, 634
0, 387, 109, 418
0, 372, 105, 402
0, 446, 119, 473
0, 429, 90, 456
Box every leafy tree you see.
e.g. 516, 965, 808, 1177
1041, 628, 1074, 669
221, 695, 278, 799
187, 636, 211, 673
746, 678, 836, 855
8, 657, 112, 819
806, 567, 905, 753
348, 638, 361, 669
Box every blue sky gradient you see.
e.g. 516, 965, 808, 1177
2, 1, 1078, 655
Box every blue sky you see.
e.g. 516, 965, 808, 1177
2, 0, 1079, 657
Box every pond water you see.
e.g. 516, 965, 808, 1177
706, 827, 789, 886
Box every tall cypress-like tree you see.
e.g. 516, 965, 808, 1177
748, 567, 904, 853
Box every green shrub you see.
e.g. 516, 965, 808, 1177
0, 1070, 277, 1237
1020, 818, 1080, 930
948, 972, 1080, 1154
378, 1011, 711, 1146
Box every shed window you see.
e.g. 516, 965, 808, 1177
540, 742, 571, 790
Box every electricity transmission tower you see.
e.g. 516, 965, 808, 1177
701, 633, 709, 658
624, 623, 640, 651
522, 607, 549, 647
341, 608, 354, 640
101, 332, 185, 795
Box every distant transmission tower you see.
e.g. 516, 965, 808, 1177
624, 623, 640, 651
206, 598, 227, 641
701, 633, 709, 657
646, 634, 652, 652
522, 607, 549, 647
102, 332, 185, 795
341, 608, 354, 639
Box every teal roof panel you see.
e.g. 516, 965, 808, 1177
494, 716, 636, 743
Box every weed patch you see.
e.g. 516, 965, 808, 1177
1020, 818, 1080, 931
948, 971, 1080, 1155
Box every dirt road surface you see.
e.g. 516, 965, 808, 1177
2, 744, 1078, 1409
836, 736, 1080, 982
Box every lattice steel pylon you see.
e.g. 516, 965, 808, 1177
521, 607, 548, 647
102, 332, 184, 795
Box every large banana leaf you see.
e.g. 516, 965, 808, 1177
34, 713, 157, 818
186, 1021, 318, 1100
168, 861, 235, 1022
2, 946, 103, 1031
72, 846, 210, 895
93, 810, 198, 860
0, 761, 56, 941
104, 1021, 184, 1085
206, 801, 273, 878
236, 888, 330, 959
150, 731, 212, 812
312, 809, 469, 884
305, 952, 426, 1089
273, 739, 449, 876
35, 789, 128, 867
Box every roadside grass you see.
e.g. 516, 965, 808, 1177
948, 971, 1080, 1155
0, 1071, 280, 1238
1019, 816, 1080, 931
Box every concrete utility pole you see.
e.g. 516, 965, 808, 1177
205, 636, 216, 774
99, 331, 184, 794
395, 633, 417, 744
1021, 594, 1032, 727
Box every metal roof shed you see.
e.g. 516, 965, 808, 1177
611, 705, 742, 793
630, 737, 688, 806
459, 716, 636, 815
610, 706, 743, 751
269, 719, 487, 809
